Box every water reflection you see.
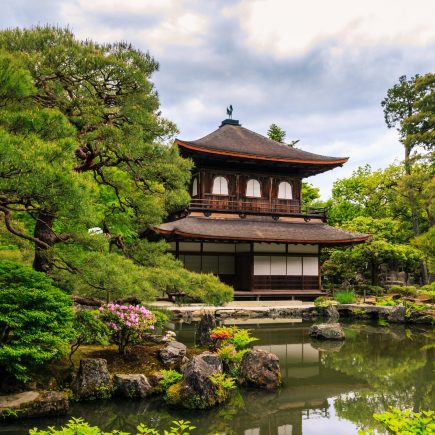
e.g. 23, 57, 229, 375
1, 321, 433, 435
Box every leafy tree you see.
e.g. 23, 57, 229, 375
402, 73, 435, 152
0, 260, 73, 381
412, 227, 435, 275
381, 74, 434, 237
301, 182, 320, 206
267, 123, 286, 143
0, 26, 191, 273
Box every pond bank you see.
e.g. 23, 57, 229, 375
151, 300, 434, 324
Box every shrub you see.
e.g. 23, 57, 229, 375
99, 304, 156, 354
159, 369, 183, 393
29, 416, 196, 434
334, 290, 357, 304
359, 408, 434, 435
389, 285, 418, 297
0, 261, 74, 381
69, 310, 109, 365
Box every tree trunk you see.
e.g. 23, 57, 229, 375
32, 210, 57, 272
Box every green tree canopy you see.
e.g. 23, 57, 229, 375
267, 123, 286, 143
0, 26, 192, 273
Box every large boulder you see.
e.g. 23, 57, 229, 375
239, 349, 281, 391
309, 323, 345, 341
196, 313, 217, 347
73, 358, 113, 400
159, 341, 187, 369
176, 352, 223, 408
0, 391, 69, 420
113, 374, 152, 399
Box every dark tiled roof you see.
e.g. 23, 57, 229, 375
155, 216, 370, 245
176, 123, 348, 165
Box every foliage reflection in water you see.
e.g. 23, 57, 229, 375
2, 320, 433, 435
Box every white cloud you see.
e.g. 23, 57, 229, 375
139, 12, 208, 52
229, 0, 435, 58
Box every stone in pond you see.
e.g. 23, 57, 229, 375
178, 352, 223, 408
114, 374, 152, 399
0, 391, 69, 420
239, 349, 281, 391
309, 323, 345, 341
73, 358, 113, 400
159, 341, 187, 369
196, 313, 217, 347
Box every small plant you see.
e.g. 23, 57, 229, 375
358, 408, 434, 435
209, 373, 236, 403
159, 369, 183, 393
162, 330, 177, 342
210, 326, 257, 351
375, 297, 398, 306
314, 296, 335, 308
217, 344, 248, 376
29, 417, 196, 434
334, 290, 356, 304
99, 304, 156, 354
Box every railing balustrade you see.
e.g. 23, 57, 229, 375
189, 196, 327, 218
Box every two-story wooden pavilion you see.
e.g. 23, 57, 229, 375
150, 118, 370, 300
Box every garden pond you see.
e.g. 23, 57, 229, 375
1, 319, 433, 435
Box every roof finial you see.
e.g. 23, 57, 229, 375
226, 105, 233, 119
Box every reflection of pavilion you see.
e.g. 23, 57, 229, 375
171, 321, 364, 435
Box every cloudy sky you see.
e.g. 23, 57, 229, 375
2, 0, 434, 197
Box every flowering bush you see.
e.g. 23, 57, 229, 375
99, 304, 156, 354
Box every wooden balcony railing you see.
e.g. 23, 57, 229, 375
189, 195, 327, 219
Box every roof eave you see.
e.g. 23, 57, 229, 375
153, 227, 371, 245
176, 139, 349, 166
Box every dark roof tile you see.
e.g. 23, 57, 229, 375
155, 216, 370, 245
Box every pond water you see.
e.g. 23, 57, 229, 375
1, 320, 433, 435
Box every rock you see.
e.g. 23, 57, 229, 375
309, 323, 345, 341
407, 309, 435, 324
0, 391, 69, 420
310, 339, 345, 353
113, 374, 152, 399
239, 349, 281, 391
147, 373, 164, 394
159, 341, 187, 369
178, 352, 223, 408
325, 305, 340, 321
386, 306, 406, 323
73, 358, 113, 400
196, 313, 217, 346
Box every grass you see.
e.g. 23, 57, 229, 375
334, 290, 357, 304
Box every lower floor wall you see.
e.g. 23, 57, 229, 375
170, 241, 320, 291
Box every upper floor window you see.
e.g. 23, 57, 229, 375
191, 177, 198, 197
246, 179, 261, 197
278, 181, 293, 199
212, 176, 229, 195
